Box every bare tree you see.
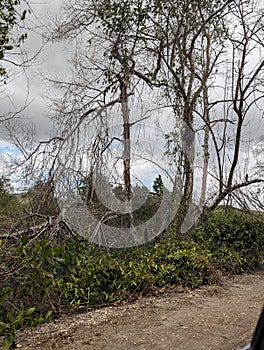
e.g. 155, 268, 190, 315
49, 0, 237, 232
205, 0, 264, 212
3, 0, 263, 242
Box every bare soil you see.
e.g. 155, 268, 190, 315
14, 270, 264, 350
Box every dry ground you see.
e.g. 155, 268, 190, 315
12, 270, 264, 350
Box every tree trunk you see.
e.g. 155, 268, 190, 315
120, 78, 133, 228
174, 104, 194, 234
200, 86, 210, 207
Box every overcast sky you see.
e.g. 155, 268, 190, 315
0, 0, 69, 142
0, 0, 263, 199
1, 0, 263, 142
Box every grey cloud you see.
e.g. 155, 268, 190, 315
1, 0, 70, 142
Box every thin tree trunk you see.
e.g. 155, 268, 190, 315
175, 155, 194, 233
175, 104, 194, 233
120, 78, 133, 228
200, 86, 210, 207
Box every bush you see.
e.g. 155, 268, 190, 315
1, 207, 263, 347
150, 242, 213, 288
191, 208, 264, 273
0, 287, 51, 350
0, 177, 24, 230
0, 237, 212, 319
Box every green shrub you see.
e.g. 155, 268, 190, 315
0, 177, 24, 229
0, 236, 212, 316
147, 241, 212, 288
0, 287, 51, 350
191, 208, 264, 272
1, 208, 263, 346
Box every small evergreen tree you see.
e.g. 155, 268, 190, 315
0, 176, 14, 210
153, 175, 164, 196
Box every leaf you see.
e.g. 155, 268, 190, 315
3, 334, 15, 350
26, 307, 35, 316
21, 10, 27, 21
0, 321, 7, 335
13, 311, 23, 325
3, 45, 13, 51
0, 288, 12, 303
45, 310, 52, 321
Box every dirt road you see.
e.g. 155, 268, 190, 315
15, 270, 264, 350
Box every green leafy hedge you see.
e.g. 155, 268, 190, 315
0, 287, 51, 350
0, 208, 263, 348
0, 237, 213, 348
191, 208, 264, 273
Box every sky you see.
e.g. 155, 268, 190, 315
1, 0, 263, 143
0, 0, 196, 194
1, 0, 67, 141
0, 0, 68, 186
0, 0, 263, 205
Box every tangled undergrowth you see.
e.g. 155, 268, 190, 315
0, 208, 263, 349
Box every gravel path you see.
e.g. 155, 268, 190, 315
14, 270, 264, 350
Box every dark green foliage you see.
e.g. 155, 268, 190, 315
0, 237, 212, 314
79, 180, 162, 227
147, 241, 212, 288
0, 287, 51, 349
191, 208, 264, 273
0, 177, 14, 208
0, 236, 213, 347
153, 174, 164, 195
97, 0, 150, 36
0, 209, 263, 347
0, 177, 23, 229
